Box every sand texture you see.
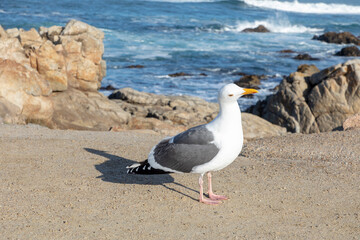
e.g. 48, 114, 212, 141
1, 124, 359, 239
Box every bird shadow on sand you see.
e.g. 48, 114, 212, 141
85, 148, 198, 202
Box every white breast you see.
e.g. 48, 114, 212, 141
191, 115, 243, 174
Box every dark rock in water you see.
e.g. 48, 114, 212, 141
199, 73, 208, 76
294, 53, 319, 61
234, 74, 264, 90
248, 59, 360, 134
168, 72, 193, 77
125, 65, 145, 69
279, 49, 296, 53
100, 84, 117, 91
312, 32, 360, 45
335, 46, 360, 56
232, 72, 247, 76
242, 25, 270, 33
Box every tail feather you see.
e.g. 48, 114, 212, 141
126, 160, 170, 175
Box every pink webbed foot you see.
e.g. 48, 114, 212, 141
199, 197, 222, 205
199, 174, 222, 205
208, 192, 228, 201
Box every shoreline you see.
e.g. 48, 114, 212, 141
1, 123, 359, 239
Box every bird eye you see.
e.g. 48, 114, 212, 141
228, 94, 234, 97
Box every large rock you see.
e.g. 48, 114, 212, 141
0, 20, 119, 130
248, 60, 360, 133
48, 88, 130, 131
109, 88, 287, 139
312, 32, 360, 45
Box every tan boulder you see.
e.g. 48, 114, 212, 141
48, 88, 130, 131
0, 20, 118, 131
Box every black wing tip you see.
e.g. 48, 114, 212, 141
126, 160, 170, 175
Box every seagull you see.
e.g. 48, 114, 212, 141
127, 83, 258, 204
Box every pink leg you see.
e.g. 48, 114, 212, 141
207, 172, 228, 200
199, 174, 221, 205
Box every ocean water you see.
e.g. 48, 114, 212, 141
1, 0, 360, 109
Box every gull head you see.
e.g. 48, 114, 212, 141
218, 83, 258, 103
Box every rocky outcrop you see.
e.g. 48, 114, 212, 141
242, 25, 270, 33
108, 88, 286, 139
312, 32, 360, 45
0, 20, 129, 130
248, 60, 360, 133
335, 46, 360, 57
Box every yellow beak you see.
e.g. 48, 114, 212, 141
243, 88, 259, 95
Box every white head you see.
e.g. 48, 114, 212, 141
218, 83, 258, 103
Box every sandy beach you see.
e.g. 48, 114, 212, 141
1, 124, 359, 239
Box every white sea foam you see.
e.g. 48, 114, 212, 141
224, 14, 322, 33
146, 0, 217, 2
243, 0, 360, 15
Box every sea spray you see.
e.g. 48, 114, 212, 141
243, 0, 360, 15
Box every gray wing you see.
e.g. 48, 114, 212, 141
153, 125, 220, 173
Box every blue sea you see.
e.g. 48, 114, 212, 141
1, 0, 360, 108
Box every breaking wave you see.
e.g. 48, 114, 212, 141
243, 0, 360, 15
223, 15, 323, 33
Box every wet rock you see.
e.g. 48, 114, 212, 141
100, 85, 117, 91
293, 53, 319, 61
242, 25, 270, 33
312, 32, 360, 45
168, 72, 193, 77
335, 46, 360, 57
279, 49, 296, 53
125, 65, 145, 69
